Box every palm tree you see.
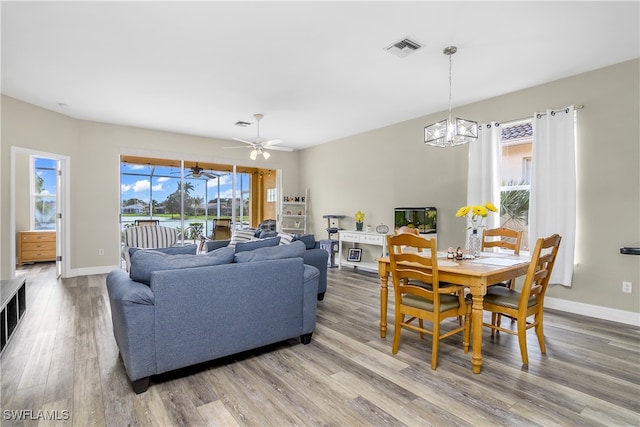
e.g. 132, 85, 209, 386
500, 180, 529, 231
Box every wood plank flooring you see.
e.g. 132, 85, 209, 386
2, 263, 639, 426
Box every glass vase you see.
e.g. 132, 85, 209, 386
468, 229, 481, 258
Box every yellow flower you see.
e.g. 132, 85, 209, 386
355, 210, 365, 222
472, 205, 488, 217
456, 206, 470, 217
457, 201, 497, 230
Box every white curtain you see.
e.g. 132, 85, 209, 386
467, 122, 501, 234
530, 106, 576, 286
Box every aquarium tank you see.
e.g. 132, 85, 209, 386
394, 207, 437, 234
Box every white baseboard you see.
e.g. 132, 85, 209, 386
545, 296, 640, 327
67, 265, 120, 278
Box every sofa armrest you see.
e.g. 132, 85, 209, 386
106, 270, 157, 381
303, 249, 329, 297
302, 265, 320, 334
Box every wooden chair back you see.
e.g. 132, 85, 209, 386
395, 226, 420, 236
521, 233, 562, 306
481, 227, 522, 254
134, 219, 160, 226
482, 233, 562, 365
386, 233, 470, 369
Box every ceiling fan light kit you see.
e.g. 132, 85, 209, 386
424, 46, 478, 148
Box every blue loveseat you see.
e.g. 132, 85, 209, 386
106, 241, 319, 393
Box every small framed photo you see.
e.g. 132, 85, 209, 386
347, 248, 362, 262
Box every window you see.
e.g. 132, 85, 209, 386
119, 156, 275, 240
32, 157, 57, 230
500, 120, 532, 251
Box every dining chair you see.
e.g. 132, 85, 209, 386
481, 227, 523, 289
386, 233, 471, 369
481, 233, 562, 365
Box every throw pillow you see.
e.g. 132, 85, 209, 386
130, 247, 235, 285
229, 229, 257, 249
259, 229, 278, 239
235, 236, 281, 253
206, 240, 230, 252
278, 232, 295, 245
234, 240, 306, 263
128, 244, 198, 259
293, 234, 316, 250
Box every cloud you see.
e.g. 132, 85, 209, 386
121, 179, 151, 193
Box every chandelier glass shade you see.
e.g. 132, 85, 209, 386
424, 46, 478, 147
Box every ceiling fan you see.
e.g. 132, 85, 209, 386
180, 163, 222, 179
228, 113, 294, 160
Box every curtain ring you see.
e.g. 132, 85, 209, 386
536, 113, 543, 119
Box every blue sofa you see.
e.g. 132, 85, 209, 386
106, 242, 320, 393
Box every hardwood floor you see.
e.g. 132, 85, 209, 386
2, 262, 639, 426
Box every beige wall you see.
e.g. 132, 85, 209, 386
1, 97, 301, 276
1, 59, 638, 317
300, 59, 640, 315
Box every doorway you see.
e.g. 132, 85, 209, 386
10, 147, 70, 279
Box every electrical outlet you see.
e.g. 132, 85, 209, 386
98, 249, 105, 256
622, 281, 632, 293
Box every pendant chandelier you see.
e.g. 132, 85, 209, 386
424, 46, 478, 147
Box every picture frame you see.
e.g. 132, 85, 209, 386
347, 248, 362, 262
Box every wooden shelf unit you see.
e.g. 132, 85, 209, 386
1, 276, 27, 355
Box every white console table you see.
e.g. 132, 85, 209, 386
338, 230, 389, 273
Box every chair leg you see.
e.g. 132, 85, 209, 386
431, 319, 440, 369
392, 313, 403, 354
535, 312, 546, 354
491, 312, 498, 337
517, 317, 529, 365
463, 312, 471, 354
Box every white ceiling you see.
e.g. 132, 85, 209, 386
2, 1, 639, 150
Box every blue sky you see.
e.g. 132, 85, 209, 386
35, 157, 57, 194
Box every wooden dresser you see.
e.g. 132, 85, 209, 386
18, 231, 56, 265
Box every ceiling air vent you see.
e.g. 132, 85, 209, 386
235, 121, 252, 127
385, 38, 422, 58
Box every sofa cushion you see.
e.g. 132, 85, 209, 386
234, 240, 306, 263
235, 236, 281, 253
130, 247, 235, 285
129, 244, 198, 259
293, 234, 316, 250
278, 232, 295, 245
229, 229, 257, 248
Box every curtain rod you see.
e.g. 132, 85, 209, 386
493, 104, 585, 127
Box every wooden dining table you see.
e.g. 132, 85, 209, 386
377, 252, 532, 374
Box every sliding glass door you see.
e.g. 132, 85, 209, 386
120, 156, 273, 243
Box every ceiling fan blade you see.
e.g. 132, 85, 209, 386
265, 145, 294, 152
262, 139, 284, 147
202, 172, 219, 179
223, 146, 252, 149
232, 137, 257, 146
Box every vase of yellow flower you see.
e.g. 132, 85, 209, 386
456, 202, 498, 257
355, 210, 365, 231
